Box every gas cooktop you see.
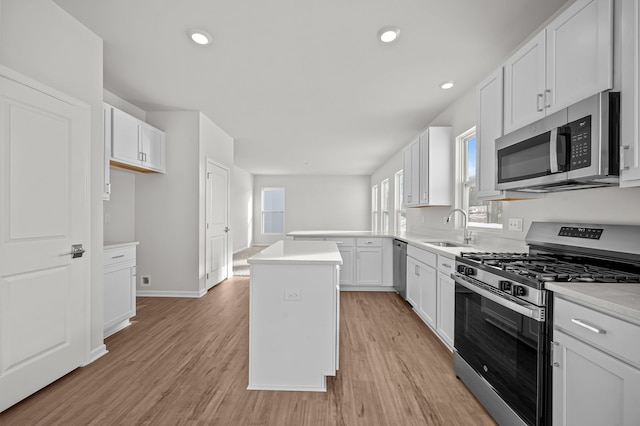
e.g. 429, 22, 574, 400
459, 252, 640, 284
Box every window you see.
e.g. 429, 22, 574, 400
371, 184, 379, 232
459, 128, 502, 229
261, 187, 285, 234
381, 179, 390, 233
394, 170, 406, 234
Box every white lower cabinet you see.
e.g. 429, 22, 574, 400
552, 296, 640, 425
292, 236, 392, 288
356, 246, 383, 286
407, 246, 437, 329
103, 244, 137, 338
325, 237, 356, 286
407, 246, 455, 350
436, 271, 455, 349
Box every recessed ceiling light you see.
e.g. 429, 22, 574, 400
188, 29, 212, 45
439, 80, 455, 90
378, 27, 400, 43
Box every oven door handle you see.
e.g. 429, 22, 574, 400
453, 274, 545, 322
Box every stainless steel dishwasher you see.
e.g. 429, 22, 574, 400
392, 239, 407, 299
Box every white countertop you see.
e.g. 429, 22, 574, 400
547, 282, 640, 323
288, 230, 481, 258
104, 241, 139, 250
248, 240, 343, 265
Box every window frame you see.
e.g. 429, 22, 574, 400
261, 187, 285, 235
394, 170, 406, 235
371, 184, 379, 232
457, 127, 503, 230
381, 178, 390, 234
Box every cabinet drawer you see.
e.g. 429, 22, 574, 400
407, 245, 437, 267
104, 246, 136, 267
326, 237, 355, 247
356, 238, 382, 247
437, 255, 455, 274
554, 297, 640, 367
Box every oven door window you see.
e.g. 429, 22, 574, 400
497, 131, 552, 183
455, 283, 544, 426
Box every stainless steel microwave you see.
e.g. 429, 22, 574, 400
495, 92, 620, 192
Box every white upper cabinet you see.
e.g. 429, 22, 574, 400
403, 138, 420, 207
476, 68, 543, 200
546, 0, 613, 114
620, 0, 640, 187
504, 31, 547, 134
504, 0, 613, 134
111, 107, 142, 166
109, 104, 166, 173
477, 68, 506, 200
419, 127, 452, 206
403, 127, 452, 207
141, 122, 166, 172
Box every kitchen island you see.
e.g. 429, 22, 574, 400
247, 240, 342, 391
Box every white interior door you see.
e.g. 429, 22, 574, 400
0, 68, 89, 412
205, 161, 229, 290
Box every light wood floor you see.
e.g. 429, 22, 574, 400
1, 276, 496, 425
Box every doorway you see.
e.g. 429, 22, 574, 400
205, 160, 230, 290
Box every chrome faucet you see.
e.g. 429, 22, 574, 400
445, 209, 472, 244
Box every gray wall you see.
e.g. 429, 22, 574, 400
252, 175, 371, 245
0, 0, 105, 354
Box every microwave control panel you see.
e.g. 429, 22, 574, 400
567, 115, 591, 170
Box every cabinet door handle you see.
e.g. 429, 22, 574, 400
621, 145, 631, 170
571, 318, 606, 334
536, 93, 544, 112
442, 263, 452, 269
111, 254, 125, 259
415, 265, 420, 276
550, 341, 560, 367
544, 89, 552, 108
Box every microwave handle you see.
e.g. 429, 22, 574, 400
550, 127, 569, 173
550, 128, 559, 173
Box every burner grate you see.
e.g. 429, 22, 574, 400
460, 251, 640, 284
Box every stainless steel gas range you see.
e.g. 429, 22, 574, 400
452, 222, 640, 426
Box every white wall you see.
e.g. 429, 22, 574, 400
0, 0, 105, 355
103, 168, 136, 243
103, 89, 145, 121
232, 166, 254, 252
253, 175, 371, 245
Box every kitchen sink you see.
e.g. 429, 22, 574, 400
425, 241, 463, 247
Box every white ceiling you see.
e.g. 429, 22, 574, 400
54, 0, 568, 175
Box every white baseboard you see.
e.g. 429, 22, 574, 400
104, 319, 131, 339
339, 286, 397, 292
84, 344, 108, 366
136, 289, 206, 298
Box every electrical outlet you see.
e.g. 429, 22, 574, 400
508, 218, 524, 232
284, 289, 301, 301
141, 275, 151, 286
104, 213, 111, 223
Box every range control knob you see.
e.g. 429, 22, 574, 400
499, 280, 512, 292
512, 285, 527, 297
456, 265, 476, 276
